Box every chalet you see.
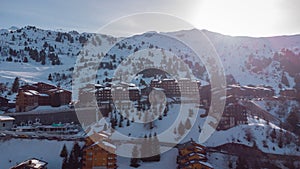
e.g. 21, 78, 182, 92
128, 86, 140, 101
150, 78, 201, 97
96, 87, 112, 101
0, 115, 15, 130
177, 139, 213, 169
19, 84, 38, 92
82, 131, 117, 169
96, 83, 140, 102
98, 101, 113, 117
34, 82, 56, 93
16, 83, 72, 112
46, 88, 72, 107
178, 161, 213, 169
16, 90, 39, 112
217, 102, 248, 130
10, 158, 48, 169
177, 152, 208, 164
177, 139, 206, 156
178, 78, 201, 96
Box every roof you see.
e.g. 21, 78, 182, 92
23, 92, 33, 96
177, 152, 207, 161
0, 115, 15, 121
179, 160, 213, 169
177, 139, 205, 150
10, 158, 48, 169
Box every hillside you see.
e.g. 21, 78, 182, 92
1, 26, 300, 168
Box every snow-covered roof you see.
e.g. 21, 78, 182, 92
39, 93, 49, 97
199, 161, 213, 168
102, 141, 116, 149
0, 115, 15, 121
12, 158, 48, 169
27, 90, 40, 95
128, 86, 139, 90
23, 92, 33, 96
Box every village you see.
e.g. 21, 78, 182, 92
1, 75, 298, 169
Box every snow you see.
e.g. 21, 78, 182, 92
0, 138, 81, 169
1, 26, 300, 168
0, 115, 15, 121
6, 105, 72, 115
205, 116, 300, 156
117, 148, 178, 169
103, 140, 117, 149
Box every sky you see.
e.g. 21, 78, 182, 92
0, 0, 299, 37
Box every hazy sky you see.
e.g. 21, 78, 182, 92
0, 0, 299, 37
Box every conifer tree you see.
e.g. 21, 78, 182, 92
11, 77, 19, 93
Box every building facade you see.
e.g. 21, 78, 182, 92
0, 115, 15, 130
82, 131, 117, 169
177, 139, 213, 169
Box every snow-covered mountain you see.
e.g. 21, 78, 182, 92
1, 25, 300, 168
1, 26, 300, 97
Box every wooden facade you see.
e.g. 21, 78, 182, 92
16, 82, 71, 112
82, 131, 117, 169
177, 139, 213, 169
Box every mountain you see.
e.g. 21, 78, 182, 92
1, 26, 300, 93
1, 26, 300, 168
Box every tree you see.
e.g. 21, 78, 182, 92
245, 128, 253, 142
130, 145, 140, 168
118, 119, 123, 128
151, 132, 161, 161
67, 142, 81, 169
48, 73, 53, 81
185, 118, 192, 129
11, 77, 19, 93
23, 57, 28, 63
61, 156, 68, 169
60, 144, 68, 158
126, 119, 130, 126
140, 134, 149, 161
11, 35, 15, 41
72, 142, 81, 158
68, 151, 77, 169
270, 128, 277, 142
103, 123, 108, 131
178, 121, 185, 136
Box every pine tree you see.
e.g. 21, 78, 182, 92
178, 121, 185, 136
11, 77, 19, 93
152, 132, 161, 161
23, 57, 28, 63
60, 144, 68, 158
140, 134, 149, 160
118, 119, 123, 128
130, 145, 140, 168
103, 123, 108, 131
270, 128, 277, 142
73, 142, 81, 158
67, 142, 81, 169
61, 156, 68, 169
185, 118, 192, 129
68, 151, 77, 169
126, 119, 130, 126
48, 73, 53, 81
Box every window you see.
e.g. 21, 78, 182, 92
2, 123, 5, 127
